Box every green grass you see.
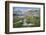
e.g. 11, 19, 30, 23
13, 16, 40, 28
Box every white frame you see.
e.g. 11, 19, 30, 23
9, 3, 43, 32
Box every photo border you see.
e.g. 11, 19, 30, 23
5, 1, 45, 34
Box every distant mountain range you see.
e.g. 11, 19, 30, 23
13, 7, 40, 17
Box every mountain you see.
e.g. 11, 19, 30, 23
13, 7, 40, 17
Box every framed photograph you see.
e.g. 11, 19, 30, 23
5, 1, 45, 34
